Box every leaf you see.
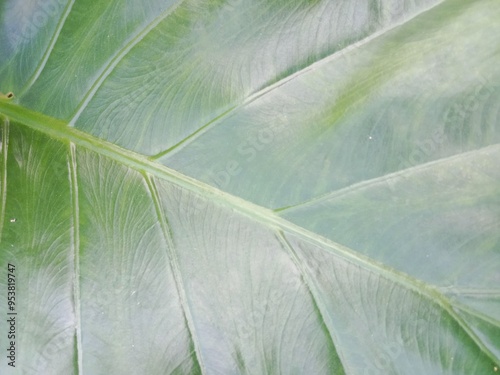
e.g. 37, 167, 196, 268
0, 0, 499, 374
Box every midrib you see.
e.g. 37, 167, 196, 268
0, 100, 476, 295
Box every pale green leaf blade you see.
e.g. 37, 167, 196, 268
0, 0, 499, 373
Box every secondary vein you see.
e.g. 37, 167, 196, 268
68, 0, 188, 126
151, 0, 446, 159
69, 142, 83, 375
17, 0, 77, 97
144, 173, 207, 375
276, 231, 350, 375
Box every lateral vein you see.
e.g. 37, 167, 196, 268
144, 174, 207, 375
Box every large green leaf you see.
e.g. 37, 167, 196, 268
1, 0, 499, 373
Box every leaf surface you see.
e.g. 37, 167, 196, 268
0, 0, 499, 374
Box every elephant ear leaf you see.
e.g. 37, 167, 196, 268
0, 0, 499, 374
